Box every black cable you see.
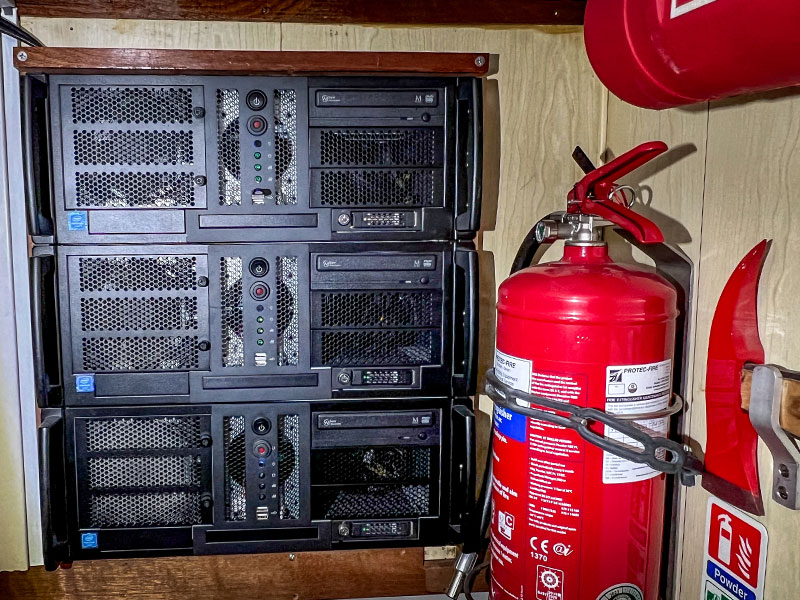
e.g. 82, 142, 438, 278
0, 18, 44, 47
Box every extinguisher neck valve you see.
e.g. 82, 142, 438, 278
535, 212, 610, 246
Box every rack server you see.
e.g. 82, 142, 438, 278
27, 60, 482, 569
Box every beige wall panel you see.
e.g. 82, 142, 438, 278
679, 90, 800, 599
605, 95, 709, 600
21, 17, 280, 49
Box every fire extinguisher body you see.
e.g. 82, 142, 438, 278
491, 244, 677, 600
584, 0, 800, 109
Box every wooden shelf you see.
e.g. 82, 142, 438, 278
16, 0, 585, 26
14, 47, 491, 76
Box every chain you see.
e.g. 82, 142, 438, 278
485, 369, 702, 486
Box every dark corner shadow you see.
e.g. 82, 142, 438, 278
480, 78, 501, 233
474, 236, 496, 492
601, 143, 697, 246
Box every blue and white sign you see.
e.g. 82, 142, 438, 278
700, 498, 768, 600
67, 211, 88, 231
75, 374, 95, 393
81, 532, 99, 549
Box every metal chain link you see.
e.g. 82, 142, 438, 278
485, 369, 702, 486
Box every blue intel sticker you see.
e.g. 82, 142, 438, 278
75, 374, 95, 393
67, 211, 87, 231
81, 532, 99, 549
493, 405, 526, 443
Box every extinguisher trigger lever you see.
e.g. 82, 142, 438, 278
486, 369, 703, 486
567, 141, 668, 244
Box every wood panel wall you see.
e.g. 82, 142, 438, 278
607, 90, 800, 598
8, 14, 799, 600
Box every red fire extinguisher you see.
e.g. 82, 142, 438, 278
584, 0, 800, 109
486, 142, 698, 600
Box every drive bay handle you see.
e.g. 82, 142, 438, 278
455, 78, 482, 235
22, 75, 52, 237
39, 411, 69, 570
29, 254, 48, 407
451, 404, 476, 530
453, 245, 478, 396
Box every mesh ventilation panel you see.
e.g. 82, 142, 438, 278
317, 169, 437, 207
78, 256, 198, 292
81, 414, 209, 529
75, 171, 196, 208
312, 447, 431, 485
80, 296, 199, 332
273, 90, 298, 206
86, 416, 204, 451
316, 329, 435, 367
278, 414, 300, 520
90, 492, 203, 528
316, 291, 438, 329
220, 257, 244, 368
73, 130, 194, 166
81, 335, 199, 372
223, 416, 247, 521
276, 257, 299, 366
318, 129, 439, 167
216, 89, 241, 206
313, 484, 431, 520
70, 86, 193, 125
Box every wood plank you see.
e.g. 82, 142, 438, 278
677, 89, 800, 600
14, 46, 490, 76
20, 17, 283, 50
740, 366, 800, 438
16, 0, 586, 25
0, 548, 453, 600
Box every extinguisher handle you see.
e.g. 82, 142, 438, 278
568, 141, 668, 244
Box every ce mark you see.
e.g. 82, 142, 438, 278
530, 537, 549, 554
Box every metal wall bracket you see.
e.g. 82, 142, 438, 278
749, 364, 800, 510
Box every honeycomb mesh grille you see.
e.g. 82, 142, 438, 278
276, 257, 299, 366
278, 414, 300, 520
318, 169, 437, 207
223, 416, 247, 521
220, 257, 244, 368
78, 256, 198, 292
73, 130, 194, 166
312, 447, 431, 485
89, 492, 202, 528
317, 330, 435, 367
82, 414, 209, 529
75, 171, 196, 208
216, 89, 241, 206
81, 335, 199, 371
312, 484, 431, 520
274, 90, 298, 206
86, 416, 204, 451
70, 86, 194, 124
80, 297, 199, 332
88, 455, 202, 489
319, 129, 438, 167
317, 291, 438, 329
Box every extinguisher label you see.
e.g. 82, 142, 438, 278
495, 349, 532, 393
602, 359, 672, 484
671, 0, 718, 19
